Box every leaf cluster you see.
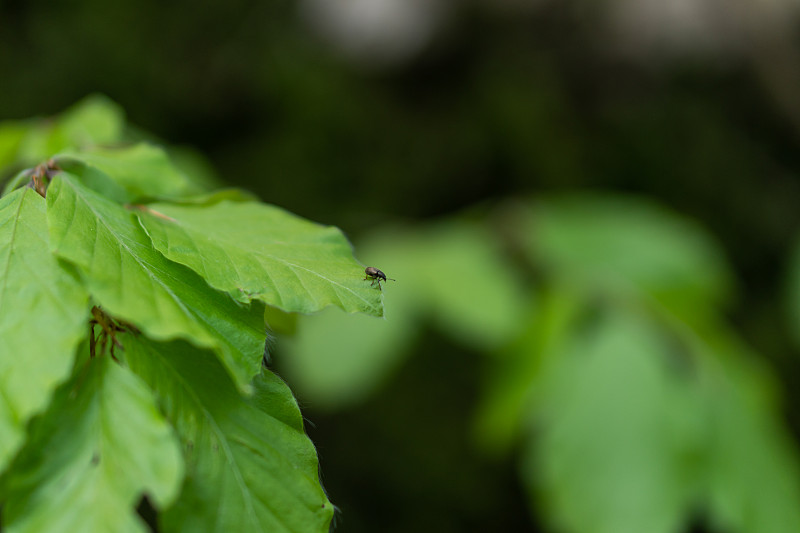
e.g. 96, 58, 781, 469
0, 97, 383, 531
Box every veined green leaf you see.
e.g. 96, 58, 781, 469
2, 357, 183, 533
55, 143, 194, 201
137, 200, 384, 316
0, 187, 89, 472
46, 173, 266, 390
122, 334, 334, 533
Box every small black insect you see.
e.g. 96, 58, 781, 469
364, 266, 395, 289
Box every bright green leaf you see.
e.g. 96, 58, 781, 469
0, 187, 89, 472
137, 200, 384, 316
121, 334, 334, 533
2, 356, 183, 533
56, 143, 194, 201
47, 173, 266, 390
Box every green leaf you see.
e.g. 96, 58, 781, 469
121, 334, 334, 533
137, 200, 384, 316
2, 168, 33, 198
401, 221, 528, 349
46, 173, 266, 390
56, 143, 194, 201
700, 343, 800, 533
474, 288, 580, 456
527, 195, 734, 317
0, 187, 89, 472
0, 122, 28, 172
2, 356, 183, 533
15, 95, 125, 165
523, 309, 698, 533
53, 94, 125, 149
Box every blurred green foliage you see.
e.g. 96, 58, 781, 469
280, 195, 800, 533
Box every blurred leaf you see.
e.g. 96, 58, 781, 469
0, 188, 89, 472
528, 195, 734, 317
54, 94, 125, 148
2, 168, 35, 197
522, 309, 698, 533
157, 188, 260, 206
47, 173, 266, 391
2, 357, 183, 533
264, 305, 298, 336
700, 338, 800, 533
56, 143, 194, 201
166, 145, 223, 193
0, 122, 28, 172
137, 200, 384, 316
282, 305, 416, 409
474, 288, 580, 456
122, 335, 334, 533
410, 221, 528, 350
15, 95, 125, 165
485, 195, 800, 533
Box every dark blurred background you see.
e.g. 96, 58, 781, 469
4, 1, 800, 531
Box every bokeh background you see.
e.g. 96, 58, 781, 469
4, 1, 800, 532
